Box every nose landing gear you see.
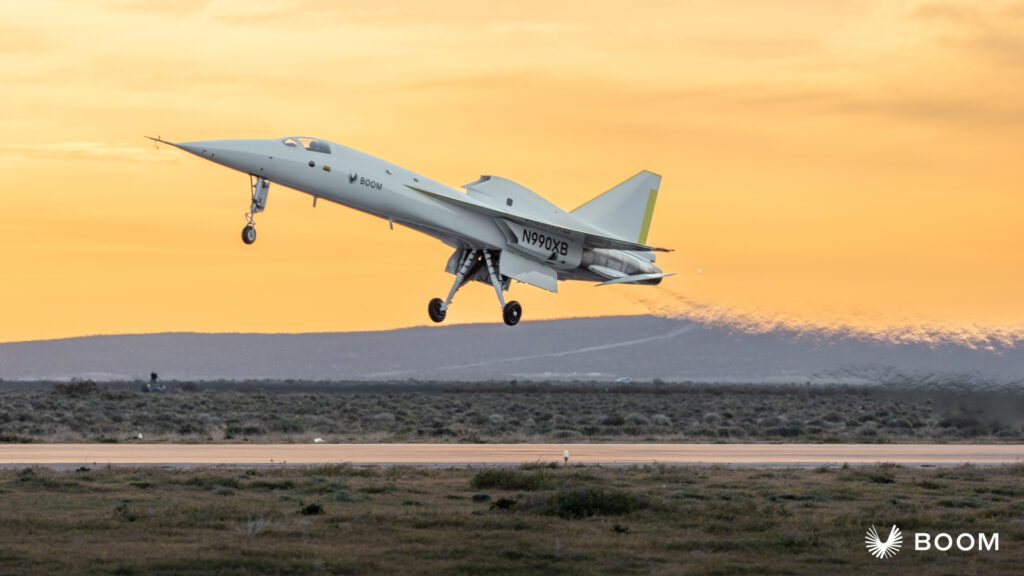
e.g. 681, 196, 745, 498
242, 176, 270, 245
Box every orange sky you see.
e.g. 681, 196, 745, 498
1, 0, 1022, 342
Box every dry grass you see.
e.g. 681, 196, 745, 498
1, 381, 1022, 444
0, 463, 1022, 575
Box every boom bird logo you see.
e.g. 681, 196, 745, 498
865, 525, 903, 559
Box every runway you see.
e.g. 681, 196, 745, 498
2, 443, 1024, 468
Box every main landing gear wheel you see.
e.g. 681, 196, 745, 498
241, 225, 257, 245
503, 301, 522, 326
428, 297, 446, 323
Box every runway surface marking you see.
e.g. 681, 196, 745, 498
2, 444, 1023, 466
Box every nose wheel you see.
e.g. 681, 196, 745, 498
241, 225, 257, 245
241, 176, 270, 245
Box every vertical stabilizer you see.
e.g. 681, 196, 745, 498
570, 171, 661, 243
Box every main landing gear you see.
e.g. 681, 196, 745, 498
242, 176, 270, 245
429, 249, 522, 327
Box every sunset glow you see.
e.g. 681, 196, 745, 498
1, 0, 1022, 342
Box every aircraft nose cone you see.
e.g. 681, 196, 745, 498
174, 139, 266, 175
176, 140, 214, 157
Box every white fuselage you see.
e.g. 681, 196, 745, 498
176, 137, 660, 283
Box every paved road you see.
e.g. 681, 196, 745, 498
2, 444, 1024, 467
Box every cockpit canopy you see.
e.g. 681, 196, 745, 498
281, 136, 331, 154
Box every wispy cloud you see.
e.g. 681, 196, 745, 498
913, 1, 1024, 68
488, 21, 576, 35
0, 141, 175, 163
102, 0, 213, 15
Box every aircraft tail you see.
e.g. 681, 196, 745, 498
570, 170, 661, 244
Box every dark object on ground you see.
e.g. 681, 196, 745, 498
490, 497, 518, 511
300, 502, 324, 515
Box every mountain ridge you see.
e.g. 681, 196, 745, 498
0, 315, 1020, 384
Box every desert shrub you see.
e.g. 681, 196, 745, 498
652, 414, 672, 426
472, 493, 491, 502
821, 411, 842, 422
520, 462, 559, 471
53, 379, 98, 396
373, 412, 396, 424
471, 469, 551, 491
300, 502, 324, 515
182, 475, 241, 490
270, 418, 305, 434
490, 497, 518, 511
937, 499, 980, 508
770, 425, 804, 437
237, 516, 271, 538
360, 484, 397, 494
248, 479, 295, 491
542, 488, 648, 519
624, 412, 649, 426
226, 423, 267, 436
176, 422, 207, 435
601, 414, 625, 426
841, 469, 896, 484
113, 503, 138, 522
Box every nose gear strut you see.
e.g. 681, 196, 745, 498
242, 175, 270, 245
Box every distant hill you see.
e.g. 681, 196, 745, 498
0, 316, 1021, 384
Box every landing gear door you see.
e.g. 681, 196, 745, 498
444, 247, 464, 274
250, 176, 270, 214
499, 250, 558, 293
